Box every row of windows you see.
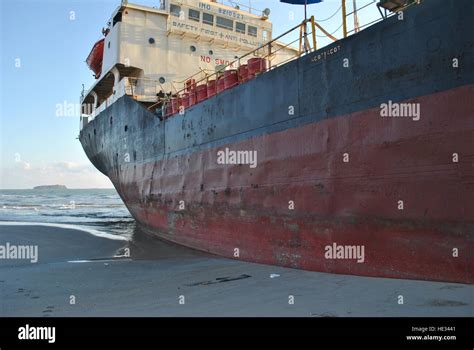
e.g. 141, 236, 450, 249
170, 5, 258, 37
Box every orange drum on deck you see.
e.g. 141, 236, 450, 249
196, 84, 208, 103
238, 64, 249, 82
181, 93, 190, 109
185, 79, 196, 92
207, 80, 216, 97
224, 70, 239, 90
188, 90, 197, 106
217, 78, 225, 93
176, 96, 184, 113
248, 58, 267, 78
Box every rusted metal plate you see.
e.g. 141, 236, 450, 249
80, 0, 474, 283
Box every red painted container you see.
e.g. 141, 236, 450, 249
224, 70, 239, 90
248, 58, 267, 77
196, 84, 208, 103
176, 96, 184, 114
185, 79, 196, 92
188, 90, 197, 107
207, 80, 216, 97
216, 77, 225, 93
238, 64, 249, 82
181, 93, 190, 109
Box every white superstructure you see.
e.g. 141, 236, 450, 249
81, 0, 298, 124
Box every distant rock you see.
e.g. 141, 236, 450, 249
33, 185, 68, 190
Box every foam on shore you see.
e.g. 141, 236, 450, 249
0, 221, 128, 241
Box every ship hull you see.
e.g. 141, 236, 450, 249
119, 85, 474, 284
80, 0, 474, 283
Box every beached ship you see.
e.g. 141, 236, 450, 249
79, 0, 473, 284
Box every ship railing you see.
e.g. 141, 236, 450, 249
79, 1, 413, 130
343, 0, 419, 36
79, 98, 107, 128
170, 68, 216, 94
147, 0, 416, 116
80, 77, 132, 127
123, 72, 221, 102
146, 16, 323, 114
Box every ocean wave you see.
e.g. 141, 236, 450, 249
1, 205, 39, 211
0, 194, 36, 198
0, 221, 129, 241
0, 190, 131, 237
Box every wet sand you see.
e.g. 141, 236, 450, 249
0, 224, 472, 317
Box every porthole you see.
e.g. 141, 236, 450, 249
209, 50, 214, 55
190, 45, 196, 52
148, 37, 155, 44
159, 77, 166, 84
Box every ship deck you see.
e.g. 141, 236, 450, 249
1, 224, 472, 317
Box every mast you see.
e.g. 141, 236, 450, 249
353, 0, 360, 33
342, 0, 347, 38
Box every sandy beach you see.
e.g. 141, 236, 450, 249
0, 224, 472, 317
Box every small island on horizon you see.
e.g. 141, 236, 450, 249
33, 185, 68, 190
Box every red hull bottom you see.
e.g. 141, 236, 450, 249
115, 85, 474, 284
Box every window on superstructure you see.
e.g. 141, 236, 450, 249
170, 4, 181, 17
216, 16, 233, 31
248, 26, 257, 37
189, 9, 200, 22
247, 26, 257, 36
236, 22, 245, 34
203, 13, 214, 26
